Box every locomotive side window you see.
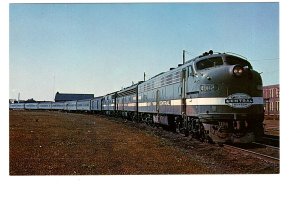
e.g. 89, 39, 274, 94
196, 57, 223, 70
188, 65, 192, 76
225, 55, 253, 69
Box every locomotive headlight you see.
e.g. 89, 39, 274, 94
232, 65, 244, 77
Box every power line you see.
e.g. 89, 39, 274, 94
249, 58, 279, 61
185, 51, 279, 62
184, 50, 198, 57
182, 50, 279, 63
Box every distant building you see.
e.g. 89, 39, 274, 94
263, 84, 279, 119
54, 92, 94, 102
11, 99, 34, 103
25, 98, 37, 103
12, 100, 25, 103
9, 99, 16, 104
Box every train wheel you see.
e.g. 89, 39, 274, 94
175, 117, 182, 134
217, 142, 224, 147
191, 120, 205, 142
184, 129, 189, 137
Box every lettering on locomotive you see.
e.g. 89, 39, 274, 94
225, 93, 253, 108
200, 84, 219, 92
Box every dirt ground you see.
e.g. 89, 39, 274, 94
9, 110, 279, 175
264, 119, 280, 136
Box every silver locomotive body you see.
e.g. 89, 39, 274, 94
138, 51, 264, 143
185, 53, 264, 143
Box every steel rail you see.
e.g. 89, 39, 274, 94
223, 144, 279, 164
252, 142, 280, 150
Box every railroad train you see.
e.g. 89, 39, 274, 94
9, 50, 264, 143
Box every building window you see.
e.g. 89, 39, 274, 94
276, 88, 280, 98
270, 89, 273, 98
270, 102, 274, 111
264, 90, 268, 98
276, 101, 280, 112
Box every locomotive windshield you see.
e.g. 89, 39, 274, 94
196, 56, 223, 70
224, 55, 253, 69
195, 55, 253, 71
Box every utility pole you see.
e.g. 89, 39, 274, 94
53, 74, 55, 101
183, 50, 186, 64
144, 72, 146, 81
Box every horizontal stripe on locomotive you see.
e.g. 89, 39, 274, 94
117, 103, 137, 107
186, 97, 263, 106
103, 104, 115, 107
138, 97, 263, 107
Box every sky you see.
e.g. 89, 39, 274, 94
9, 3, 279, 101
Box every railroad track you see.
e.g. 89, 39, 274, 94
263, 134, 279, 140
104, 116, 281, 165
223, 144, 280, 164
255, 134, 280, 147
252, 141, 279, 150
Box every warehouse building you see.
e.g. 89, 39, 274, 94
54, 92, 94, 102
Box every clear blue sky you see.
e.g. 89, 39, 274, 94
9, 3, 279, 101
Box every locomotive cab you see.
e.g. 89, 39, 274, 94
193, 54, 253, 74
182, 52, 264, 143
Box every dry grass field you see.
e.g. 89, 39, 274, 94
9, 110, 279, 175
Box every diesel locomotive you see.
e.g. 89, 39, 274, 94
10, 50, 264, 143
